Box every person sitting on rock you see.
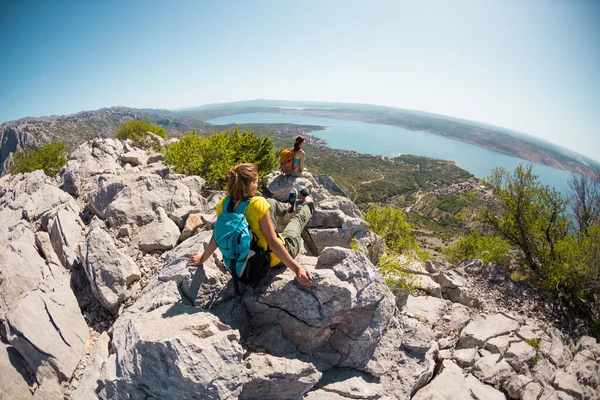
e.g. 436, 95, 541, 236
282, 135, 306, 177
188, 162, 314, 287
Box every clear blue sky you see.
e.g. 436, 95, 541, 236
1, 0, 599, 161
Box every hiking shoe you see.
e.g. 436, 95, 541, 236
297, 185, 310, 198
287, 188, 298, 213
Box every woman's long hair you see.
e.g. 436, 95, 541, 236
293, 136, 305, 152
226, 163, 258, 201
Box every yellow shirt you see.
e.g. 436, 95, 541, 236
216, 196, 285, 267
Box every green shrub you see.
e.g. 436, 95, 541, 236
480, 164, 569, 283
364, 205, 419, 255
10, 142, 67, 177
551, 226, 600, 301
114, 119, 167, 151
442, 232, 511, 265
163, 126, 278, 187
377, 253, 418, 293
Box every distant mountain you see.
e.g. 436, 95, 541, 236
0, 107, 209, 174
176, 100, 599, 178
1, 100, 597, 178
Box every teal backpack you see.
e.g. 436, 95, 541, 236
213, 196, 270, 292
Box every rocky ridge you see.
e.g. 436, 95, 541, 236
0, 137, 598, 399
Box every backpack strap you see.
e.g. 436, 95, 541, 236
224, 196, 252, 214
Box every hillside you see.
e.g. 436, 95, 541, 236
0, 136, 598, 399
174, 100, 600, 178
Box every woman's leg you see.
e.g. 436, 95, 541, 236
266, 198, 289, 227
280, 202, 313, 258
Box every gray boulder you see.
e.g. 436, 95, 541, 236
245, 247, 395, 370
104, 174, 196, 227
0, 342, 36, 399
413, 360, 506, 400
119, 150, 147, 166
59, 160, 81, 196
137, 207, 181, 252
3, 268, 87, 388
102, 304, 244, 400
459, 313, 520, 349
46, 202, 83, 269
78, 225, 141, 313
85, 174, 127, 219
0, 170, 75, 222
312, 368, 383, 399
240, 353, 322, 400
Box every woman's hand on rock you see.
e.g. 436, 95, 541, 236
188, 252, 202, 266
295, 267, 313, 286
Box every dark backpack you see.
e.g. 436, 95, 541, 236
213, 196, 271, 293
280, 148, 295, 172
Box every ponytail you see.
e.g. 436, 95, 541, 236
293, 135, 305, 152
226, 163, 258, 201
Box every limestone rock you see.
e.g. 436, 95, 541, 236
47, 202, 83, 269
413, 360, 505, 400
245, 247, 395, 371
404, 295, 450, 326
314, 368, 383, 399
104, 174, 195, 227
0, 342, 35, 399
78, 225, 140, 313
119, 150, 147, 166
85, 175, 126, 219
102, 304, 244, 399
239, 353, 322, 400
71, 333, 111, 400
178, 212, 206, 242
59, 160, 81, 196
4, 272, 88, 386
454, 348, 479, 368
471, 353, 514, 386
553, 370, 584, 400
504, 340, 537, 373
1, 170, 75, 222
459, 313, 520, 349
137, 207, 181, 251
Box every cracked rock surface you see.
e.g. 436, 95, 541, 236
0, 138, 599, 400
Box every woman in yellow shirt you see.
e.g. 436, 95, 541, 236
188, 163, 314, 287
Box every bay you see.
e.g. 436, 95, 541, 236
207, 113, 573, 197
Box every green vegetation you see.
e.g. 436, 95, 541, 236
364, 205, 419, 255
10, 142, 67, 177
305, 147, 472, 206
524, 337, 541, 352
442, 232, 511, 265
114, 119, 167, 151
363, 205, 431, 291
525, 338, 542, 367
475, 163, 599, 324
164, 126, 278, 187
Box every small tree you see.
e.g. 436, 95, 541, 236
480, 164, 568, 280
568, 170, 600, 235
10, 142, 67, 177
163, 126, 278, 187
114, 119, 167, 150
442, 232, 511, 265
364, 205, 418, 255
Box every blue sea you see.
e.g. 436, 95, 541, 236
207, 113, 573, 197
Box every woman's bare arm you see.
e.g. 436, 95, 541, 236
188, 234, 217, 266
259, 212, 313, 286
300, 150, 305, 171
